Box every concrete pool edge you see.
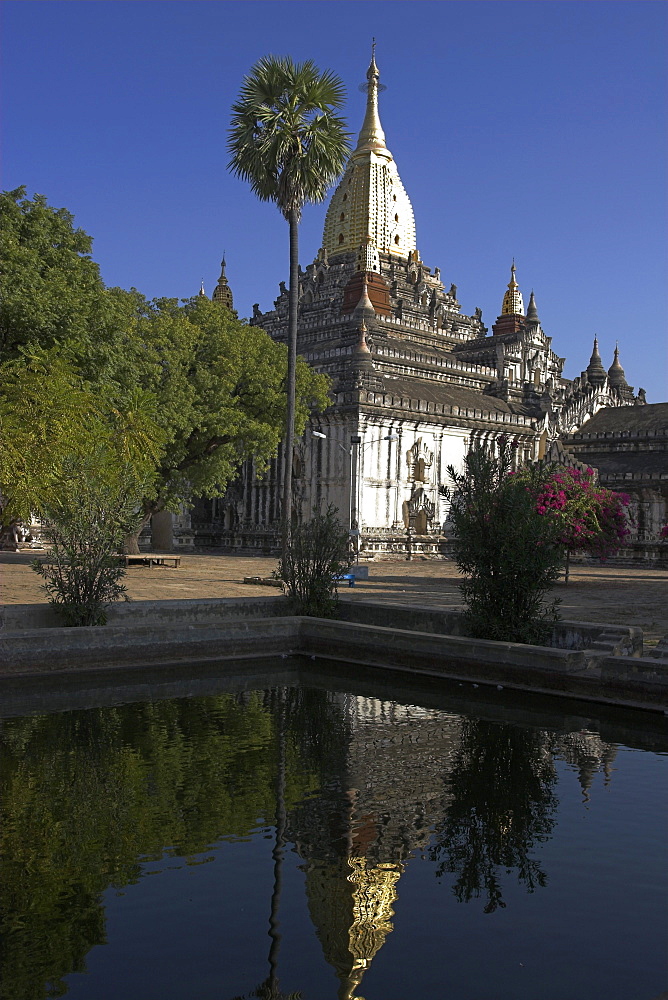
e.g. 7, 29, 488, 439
1, 599, 666, 713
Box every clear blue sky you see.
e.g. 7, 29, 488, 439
3, 0, 666, 401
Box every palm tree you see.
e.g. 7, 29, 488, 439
228, 56, 349, 558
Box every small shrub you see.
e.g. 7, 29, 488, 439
31, 468, 140, 626
276, 505, 350, 618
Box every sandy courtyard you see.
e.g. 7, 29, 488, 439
2, 552, 666, 646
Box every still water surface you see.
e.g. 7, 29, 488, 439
1, 674, 666, 1000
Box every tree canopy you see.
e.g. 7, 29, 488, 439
0, 188, 331, 535
0, 186, 131, 358
0, 345, 162, 522
227, 56, 349, 221
123, 294, 330, 530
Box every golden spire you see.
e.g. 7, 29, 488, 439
355, 41, 388, 155
212, 253, 233, 310
501, 260, 525, 316
321, 46, 417, 259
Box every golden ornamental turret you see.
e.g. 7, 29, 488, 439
321, 46, 417, 262
212, 254, 233, 310
501, 261, 525, 316
492, 261, 526, 336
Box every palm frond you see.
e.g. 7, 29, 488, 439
227, 55, 350, 216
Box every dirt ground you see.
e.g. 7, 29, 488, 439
3, 550, 667, 645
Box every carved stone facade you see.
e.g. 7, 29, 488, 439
184, 52, 660, 558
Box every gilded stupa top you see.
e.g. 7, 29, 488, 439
212, 254, 233, 310
321, 47, 417, 261
354, 44, 387, 156
501, 261, 525, 316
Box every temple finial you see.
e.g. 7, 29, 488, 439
356, 45, 387, 153
369, 39, 379, 78
501, 261, 524, 316
354, 274, 376, 320
586, 336, 606, 386
212, 253, 233, 310
608, 343, 628, 388
526, 290, 540, 323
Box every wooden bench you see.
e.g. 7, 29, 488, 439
151, 555, 181, 568
121, 554, 181, 568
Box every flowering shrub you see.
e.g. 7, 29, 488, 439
534, 468, 631, 559
442, 441, 562, 645
442, 441, 636, 641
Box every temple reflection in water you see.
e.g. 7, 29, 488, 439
0, 684, 645, 1000
284, 691, 617, 998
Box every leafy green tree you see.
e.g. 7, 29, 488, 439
122, 294, 330, 549
0, 345, 162, 524
0, 189, 330, 551
0, 343, 163, 624
228, 56, 349, 557
0, 186, 132, 359
442, 440, 563, 644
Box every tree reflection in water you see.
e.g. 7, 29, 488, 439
429, 720, 558, 912
230, 690, 304, 1000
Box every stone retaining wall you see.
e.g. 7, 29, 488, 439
1, 601, 665, 712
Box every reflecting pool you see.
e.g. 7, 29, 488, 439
1, 669, 666, 1000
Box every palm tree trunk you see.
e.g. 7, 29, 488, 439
281, 209, 299, 562
267, 691, 287, 992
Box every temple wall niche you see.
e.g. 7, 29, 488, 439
353, 422, 470, 530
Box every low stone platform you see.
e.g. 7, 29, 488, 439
2, 553, 667, 712
1, 596, 666, 713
